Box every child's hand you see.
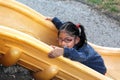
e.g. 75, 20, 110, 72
45, 17, 53, 21
48, 46, 64, 58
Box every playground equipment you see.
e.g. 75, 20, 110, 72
0, 0, 120, 80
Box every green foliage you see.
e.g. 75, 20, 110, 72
87, 0, 119, 13
103, 0, 119, 12
109, 6, 119, 12
87, 0, 103, 5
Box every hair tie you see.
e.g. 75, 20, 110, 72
76, 24, 81, 36
76, 24, 80, 28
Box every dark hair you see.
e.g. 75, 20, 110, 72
58, 22, 87, 49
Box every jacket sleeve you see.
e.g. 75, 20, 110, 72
63, 47, 88, 62
52, 17, 63, 30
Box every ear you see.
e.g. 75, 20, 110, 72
75, 37, 80, 44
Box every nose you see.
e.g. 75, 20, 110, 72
59, 41, 67, 47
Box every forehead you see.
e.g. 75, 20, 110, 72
59, 30, 73, 38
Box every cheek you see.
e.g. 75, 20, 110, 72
58, 42, 62, 46
58, 42, 73, 48
58, 42, 66, 47
67, 42, 75, 48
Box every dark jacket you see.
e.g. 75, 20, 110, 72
52, 17, 107, 75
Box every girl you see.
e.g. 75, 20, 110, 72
47, 17, 107, 75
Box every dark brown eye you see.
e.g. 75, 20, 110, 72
58, 37, 74, 43
64, 38, 72, 43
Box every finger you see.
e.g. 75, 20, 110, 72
48, 53, 55, 58
45, 17, 52, 20
45, 18, 50, 20
51, 46, 56, 49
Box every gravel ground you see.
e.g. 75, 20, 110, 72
0, 0, 120, 80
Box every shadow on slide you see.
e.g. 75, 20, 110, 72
0, 0, 119, 80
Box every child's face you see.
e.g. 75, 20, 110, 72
58, 31, 80, 48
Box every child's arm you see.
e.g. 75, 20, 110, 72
46, 17, 63, 30
48, 46, 87, 62
51, 17, 63, 30
63, 47, 87, 62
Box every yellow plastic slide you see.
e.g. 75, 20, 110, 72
0, 0, 119, 80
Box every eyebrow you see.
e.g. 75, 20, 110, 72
65, 37, 73, 38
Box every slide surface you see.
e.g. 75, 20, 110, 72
0, 0, 119, 80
